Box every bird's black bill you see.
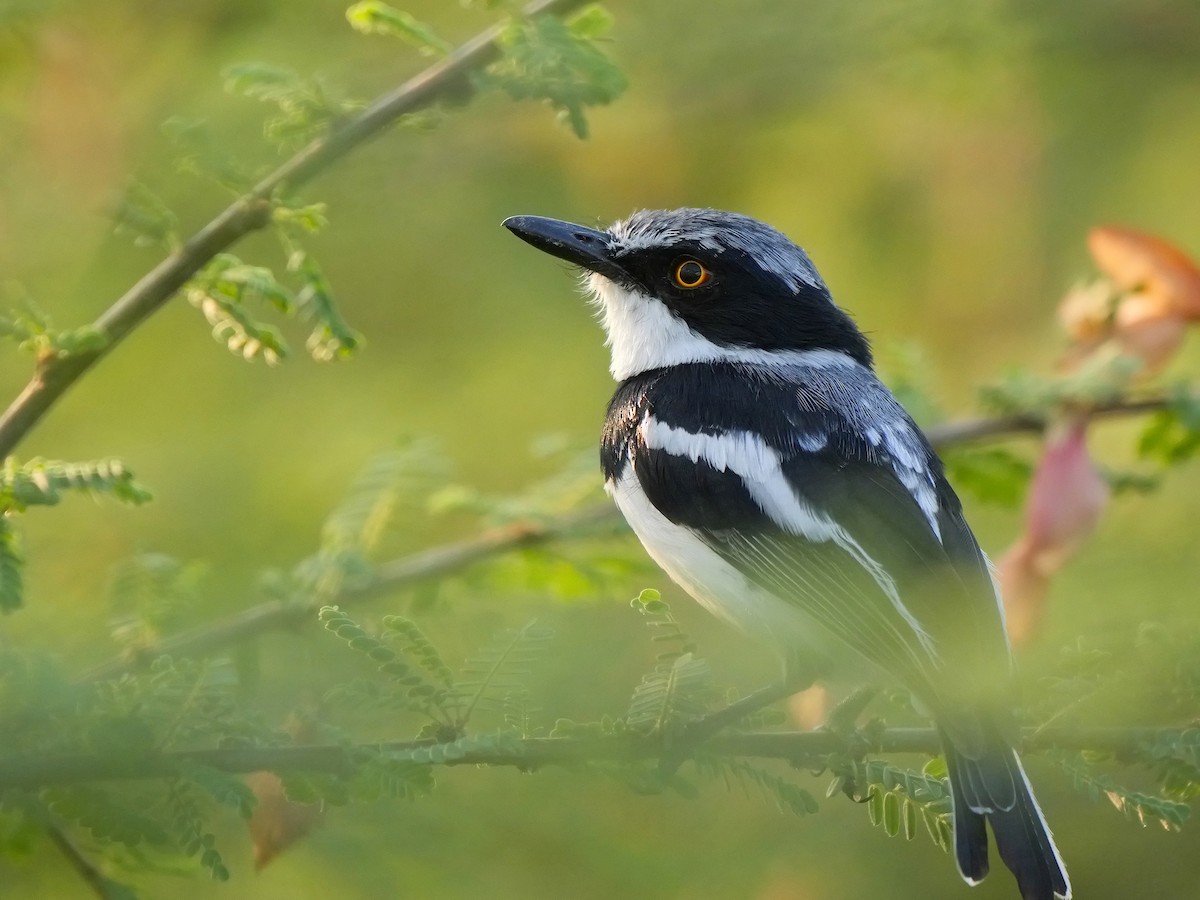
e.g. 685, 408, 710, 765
502, 215, 629, 282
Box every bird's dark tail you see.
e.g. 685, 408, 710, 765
942, 731, 1071, 900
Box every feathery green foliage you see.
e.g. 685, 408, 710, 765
291, 443, 445, 603
454, 619, 554, 725
1050, 751, 1189, 830
0, 521, 23, 613
0, 457, 152, 512
161, 116, 253, 192
625, 592, 712, 733
979, 356, 1141, 418
0, 458, 151, 612
166, 779, 231, 881
106, 553, 209, 654
1138, 386, 1200, 466
319, 605, 457, 724
693, 755, 819, 817
112, 181, 180, 250
184, 254, 293, 364
224, 63, 362, 151
630, 588, 696, 663
270, 209, 363, 362
0, 649, 279, 883
382, 615, 455, 686
855, 759, 954, 851
345, 2, 451, 56
0, 290, 106, 360
626, 652, 713, 735
942, 446, 1032, 507
485, 6, 626, 138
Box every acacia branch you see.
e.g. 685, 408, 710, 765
44, 820, 125, 900
0, 0, 592, 460
0, 727, 1178, 789
924, 395, 1170, 446
82, 394, 1168, 682
82, 504, 619, 681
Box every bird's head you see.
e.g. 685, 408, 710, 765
503, 207, 872, 381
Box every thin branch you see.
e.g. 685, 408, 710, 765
0, 727, 1180, 790
0, 0, 592, 460
80, 394, 1169, 682
923, 395, 1170, 446
44, 819, 126, 900
81, 504, 618, 681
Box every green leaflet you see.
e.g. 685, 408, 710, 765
484, 10, 627, 139
345, 2, 452, 56
850, 759, 953, 852
0, 290, 107, 360
942, 446, 1032, 507
1051, 751, 1190, 831
693, 755, 819, 817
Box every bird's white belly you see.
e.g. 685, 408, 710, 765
607, 470, 819, 651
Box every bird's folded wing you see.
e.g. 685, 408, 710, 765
631, 406, 1012, 726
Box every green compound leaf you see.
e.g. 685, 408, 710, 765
1051, 751, 1190, 830
291, 252, 363, 361
0, 457, 152, 513
176, 761, 258, 820
455, 619, 553, 726
626, 651, 711, 734
45, 785, 172, 849
319, 606, 456, 720
0, 290, 107, 361
485, 10, 626, 139
851, 759, 953, 852
162, 116, 254, 192
568, 4, 615, 40
113, 181, 179, 250
0, 520, 22, 612
1138, 387, 1200, 466
167, 780, 231, 881
272, 202, 330, 235
185, 253, 293, 364
693, 755, 819, 817
346, 2, 452, 56
943, 446, 1032, 507
224, 63, 360, 150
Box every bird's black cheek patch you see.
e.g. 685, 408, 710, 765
635, 449, 766, 531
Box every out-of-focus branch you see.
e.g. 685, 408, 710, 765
81, 504, 620, 681
43, 817, 125, 900
0, 726, 1177, 789
0, 0, 593, 460
82, 394, 1170, 682
923, 395, 1169, 446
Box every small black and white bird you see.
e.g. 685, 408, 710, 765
503, 208, 1070, 900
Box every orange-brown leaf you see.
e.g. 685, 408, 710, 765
246, 771, 323, 870
1089, 226, 1200, 319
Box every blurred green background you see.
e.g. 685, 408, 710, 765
3, 0, 1200, 897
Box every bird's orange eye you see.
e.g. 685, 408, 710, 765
673, 259, 711, 289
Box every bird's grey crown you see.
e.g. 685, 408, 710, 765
608, 208, 827, 294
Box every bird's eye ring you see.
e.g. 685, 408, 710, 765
673, 259, 711, 289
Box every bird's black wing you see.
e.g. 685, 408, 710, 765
608, 362, 1013, 748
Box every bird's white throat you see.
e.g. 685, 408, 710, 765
585, 273, 861, 381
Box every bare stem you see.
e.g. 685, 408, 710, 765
923, 395, 1169, 446
0, 726, 1177, 789
0, 0, 592, 460
81, 504, 618, 681
44, 818, 125, 900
